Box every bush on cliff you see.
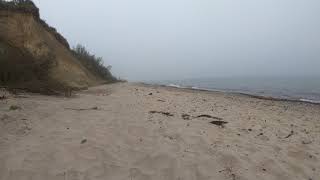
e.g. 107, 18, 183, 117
72, 44, 117, 82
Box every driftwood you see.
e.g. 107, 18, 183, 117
181, 113, 227, 127
182, 114, 191, 120
65, 107, 98, 111
284, 130, 294, 138
194, 114, 223, 121
210, 121, 228, 127
149, 111, 174, 117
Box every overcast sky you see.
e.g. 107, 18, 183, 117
33, 0, 320, 81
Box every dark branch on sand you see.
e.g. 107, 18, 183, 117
182, 114, 191, 120
149, 111, 174, 117
210, 121, 228, 127
284, 130, 294, 138
181, 113, 227, 127
194, 114, 223, 121
65, 107, 98, 111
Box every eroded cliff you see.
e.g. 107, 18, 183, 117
0, 2, 102, 93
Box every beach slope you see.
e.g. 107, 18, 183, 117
0, 83, 319, 180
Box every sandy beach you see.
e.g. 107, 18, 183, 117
0, 82, 319, 180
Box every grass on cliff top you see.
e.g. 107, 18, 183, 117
0, 0, 38, 12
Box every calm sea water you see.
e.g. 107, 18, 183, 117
149, 77, 320, 103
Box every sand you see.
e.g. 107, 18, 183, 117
0, 83, 319, 180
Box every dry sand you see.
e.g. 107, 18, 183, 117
0, 83, 319, 180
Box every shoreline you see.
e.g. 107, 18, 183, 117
139, 82, 320, 106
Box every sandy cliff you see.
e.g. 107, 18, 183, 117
0, 8, 100, 92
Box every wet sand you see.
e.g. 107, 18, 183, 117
0, 83, 319, 180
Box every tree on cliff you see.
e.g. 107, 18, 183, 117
72, 44, 116, 82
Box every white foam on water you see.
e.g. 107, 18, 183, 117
299, 99, 320, 104
167, 84, 182, 88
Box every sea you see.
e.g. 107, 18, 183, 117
148, 76, 320, 104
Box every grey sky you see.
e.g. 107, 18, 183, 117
33, 0, 320, 81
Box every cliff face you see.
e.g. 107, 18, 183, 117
0, 9, 100, 93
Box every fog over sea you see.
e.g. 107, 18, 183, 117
149, 76, 320, 104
